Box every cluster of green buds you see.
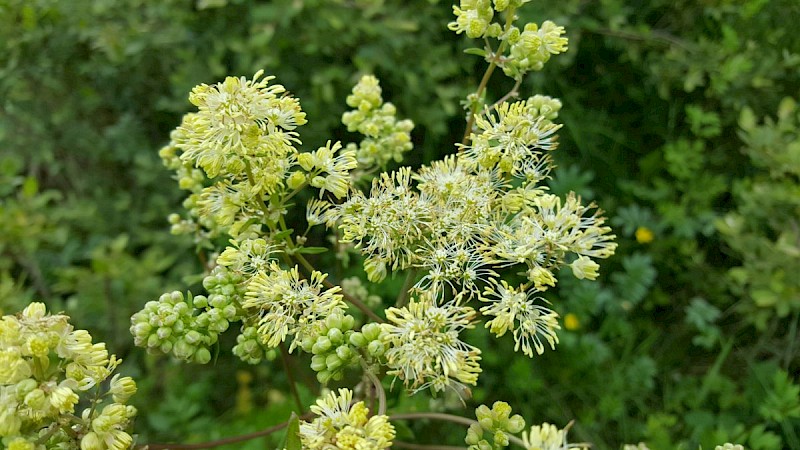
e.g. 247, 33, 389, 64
465, 402, 526, 450
349, 322, 387, 362
341, 75, 414, 169
1, 303, 137, 450
299, 311, 358, 383
450, 0, 568, 80
129, 266, 243, 364
525, 95, 562, 123
503, 21, 568, 78
232, 324, 276, 365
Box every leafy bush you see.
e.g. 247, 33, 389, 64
1, 0, 798, 449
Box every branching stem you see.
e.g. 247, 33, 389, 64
364, 368, 387, 415
139, 412, 314, 450
461, 6, 517, 146
395, 267, 419, 307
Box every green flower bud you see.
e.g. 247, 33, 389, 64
362, 323, 381, 341
493, 430, 509, 447
24, 388, 46, 410
297, 153, 315, 171
327, 328, 344, 345
325, 353, 343, 370
159, 340, 173, 354
367, 340, 385, 357
466, 423, 484, 445
15, 378, 37, 398
310, 355, 327, 372
194, 348, 212, 364
335, 345, 352, 361
312, 337, 332, 354
80, 432, 103, 450
193, 295, 209, 308
507, 414, 525, 434
350, 332, 368, 348
317, 370, 332, 384
286, 171, 307, 189
173, 339, 195, 360
342, 315, 355, 331
185, 330, 202, 345
157, 327, 172, 340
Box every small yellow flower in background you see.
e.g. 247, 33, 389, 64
235, 370, 253, 414
564, 313, 580, 331
635, 226, 654, 244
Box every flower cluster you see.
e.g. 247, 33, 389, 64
243, 263, 345, 350
328, 92, 614, 381
1, 303, 136, 450
296, 140, 358, 199
158, 70, 313, 243
466, 402, 587, 450
232, 324, 276, 365
130, 266, 244, 364
450, 0, 567, 79
332, 167, 432, 282
481, 281, 560, 357
135, 0, 611, 411
297, 310, 358, 383
465, 402, 526, 449
448, 0, 499, 39
382, 294, 481, 393
522, 422, 585, 450
139, 70, 369, 366
299, 388, 395, 450
341, 75, 414, 169
462, 98, 562, 178
504, 21, 568, 78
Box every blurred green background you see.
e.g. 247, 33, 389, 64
1, 0, 798, 449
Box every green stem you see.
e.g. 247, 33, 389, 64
784, 310, 799, 369
279, 342, 305, 413
243, 160, 257, 187
290, 249, 385, 323
390, 412, 528, 449
282, 181, 308, 204
322, 276, 384, 323
364, 368, 387, 415
244, 159, 275, 220
139, 412, 314, 450
461, 7, 517, 146
490, 77, 523, 109
36, 423, 63, 446
278, 213, 384, 323
395, 267, 419, 307
696, 337, 734, 405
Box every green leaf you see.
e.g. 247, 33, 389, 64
464, 47, 487, 57
280, 412, 301, 450
21, 177, 38, 197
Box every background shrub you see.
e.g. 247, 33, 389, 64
1, 0, 798, 449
